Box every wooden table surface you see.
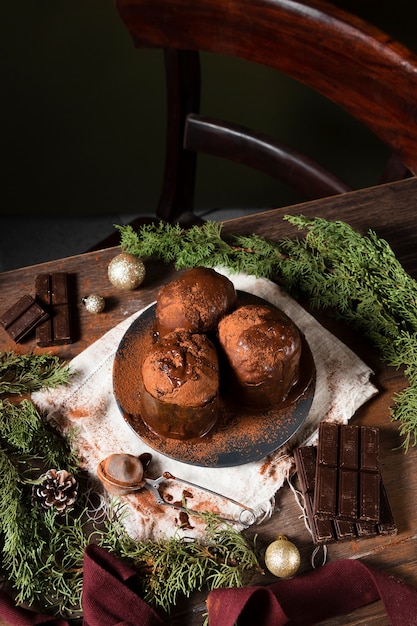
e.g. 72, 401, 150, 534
1, 177, 417, 625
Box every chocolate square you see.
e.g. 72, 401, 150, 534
35, 273, 72, 346
0, 294, 49, 343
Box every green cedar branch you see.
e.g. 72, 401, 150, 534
0, 352, 261, 617
115, 217, 417, 450
0, 352, 83, 615
99, 506, 261, 613
0, 399, 82, 613
115, 221, 283, 278
0, 352, 72, 395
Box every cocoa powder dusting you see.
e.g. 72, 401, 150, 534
156, 267, 236, 335
217, 303, 302, 407
113, 291, 315, 467
68, 397, 109, 420
141, 330, 219, 406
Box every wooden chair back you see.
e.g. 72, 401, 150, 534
115, 0, 417, 224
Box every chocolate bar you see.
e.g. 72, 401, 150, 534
314, 423, 380, 523
35, 273, 72, 346
0, 294, 49, 343
294, 443, 397, 545
294, 445, 335, 544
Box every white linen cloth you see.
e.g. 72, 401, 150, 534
32, 270, 377, 541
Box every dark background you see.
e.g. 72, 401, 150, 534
1, 1, 416, 268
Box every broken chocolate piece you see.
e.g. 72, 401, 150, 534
294, 443, 397, 545
360, 470, 380, 521
378, 482, 397, 535
360, 426, 379, 471
315, 465, 338, 517
339, 424, 359, 469
294, 446, 334, 545
0, 294, 49, 343
314, 423, 380, 523
35, 273, 72, 346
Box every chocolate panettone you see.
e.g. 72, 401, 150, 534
218, 303, 302, 409
155, 267, 236, 336
139, 329, 220, 440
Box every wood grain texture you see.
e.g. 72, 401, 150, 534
114, 0, 417, 225
117, 0, 417, 175
0, 178, 416, 625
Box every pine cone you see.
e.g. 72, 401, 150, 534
33, 469, 78, 516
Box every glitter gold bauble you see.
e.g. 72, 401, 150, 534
108, 253, 146, 290
82, 295, 105, 314
264, 535, 300, 578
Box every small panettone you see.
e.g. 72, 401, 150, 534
32, 469, 78, 516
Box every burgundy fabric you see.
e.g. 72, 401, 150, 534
0, 544, 164, 626
207, 558, 417, 626
81, 544, 164, 626
1, 548, 417, 626
0, 591, 68, 626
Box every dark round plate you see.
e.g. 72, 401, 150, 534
113, 291, 315, 468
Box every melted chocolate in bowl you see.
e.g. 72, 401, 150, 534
113, 291, 315, 468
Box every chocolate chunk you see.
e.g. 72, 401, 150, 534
294, 446, 334, 545
378, 482, 397, 535
315, 465, 338, 517
333, 519, 356, 540
50, 272, 71, 344
294, 441, 397, 546
0, 294, 49, 343
35, 273, 72, 346
339, 424, 359, 469
339, 469, 358, 519
317, 422, 339, 466
359, 470, 380, 521
356, 520, 378, 538
314, 423, 380, 523
360, 426, 379, 472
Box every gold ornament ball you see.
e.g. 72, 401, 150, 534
108, 253, 146, 290
264, 535, 300, 578
82, 294, 105, 314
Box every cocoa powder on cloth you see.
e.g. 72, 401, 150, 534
32, 270, 377, 542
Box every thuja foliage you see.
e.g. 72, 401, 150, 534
278, 216, 417, 450
99, 507, 261, 613
115, 221, 281, 277
116, 217, 417, 450
0, 351, 72, 395
0, 353, 85, 615
0, 353, 260, 617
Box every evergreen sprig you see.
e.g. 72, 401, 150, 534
0, 401, 82, 613
116, 217, 417, 450
0, 351, 261, 618
114, 221, 282, 276
277, 216, 417, 450
99, 507, 261, 613
0, 353, 85, 615
0, 352, 72, 395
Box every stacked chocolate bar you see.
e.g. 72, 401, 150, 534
0, 272, 73, 346
35, 273, 72, 346
294, 422, 397, 545
0, 294, 49, 343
